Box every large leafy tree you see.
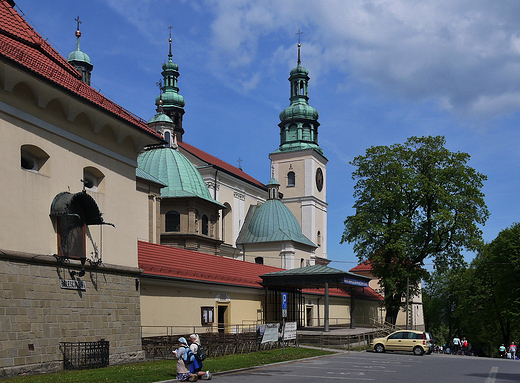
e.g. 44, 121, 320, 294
342, 136, 489, 323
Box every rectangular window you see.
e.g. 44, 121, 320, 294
201, 307, 215, 325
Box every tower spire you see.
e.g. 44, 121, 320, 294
168, 25, 173, 58
296, 29, 303, 65
153, 27, 186, 142
68, 16, 93, 85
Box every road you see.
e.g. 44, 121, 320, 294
213, 351, 520, 382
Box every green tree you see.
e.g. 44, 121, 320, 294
342, 136, 489, 323
455, 223, 520, 354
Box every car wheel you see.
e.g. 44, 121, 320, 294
413, 346, 424, 356
374, 344, 385, 353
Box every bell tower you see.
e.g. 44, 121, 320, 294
269, 32, 328, 262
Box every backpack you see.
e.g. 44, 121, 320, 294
182, 347, 194, 364
195, 344, 207, 362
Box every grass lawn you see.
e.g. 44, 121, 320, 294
2, 347, 336, 383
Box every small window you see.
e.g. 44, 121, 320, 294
202, 215, 209, 235
21, 145, 49, 174
287, 171, 295, 187
300, 258, 304, 267
317, 231, 321, 247
165, 211, 180, 232
164, 131, 171, 147
255, 257, 264, 265
83, 167, 104, 193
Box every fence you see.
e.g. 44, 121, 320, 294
142, 323, 295, 360
59, 340, 110, 370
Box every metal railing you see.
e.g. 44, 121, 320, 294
59, 340, 109, 370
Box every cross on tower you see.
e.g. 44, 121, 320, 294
295, 29, 303, 44
295, 29, 303, 64
75, 16, 82, 31
237, 158, 243, 170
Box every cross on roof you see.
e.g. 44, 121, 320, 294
75, 16, 82, 31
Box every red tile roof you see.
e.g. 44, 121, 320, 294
349, 261, 372, 273
179, 141, 266, 190
138, 241, 281, 288
138, 241, 383, 301
0, 1, 162, 141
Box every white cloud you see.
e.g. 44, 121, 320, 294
202, 0, 520, 119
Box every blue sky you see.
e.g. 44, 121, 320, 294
15, 0, 520, 271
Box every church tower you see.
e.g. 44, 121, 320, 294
269, 37, 328, 263
67, 17, 93, 85
155, 28, 186, 142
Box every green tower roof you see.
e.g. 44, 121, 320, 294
271, 42, 323, 156
138, 146, 224, 208
236, 200, 316, 247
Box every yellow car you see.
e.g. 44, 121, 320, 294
371, 330, 433, 356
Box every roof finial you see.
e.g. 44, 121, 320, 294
74, 16, 82, 51
172, 133, 178, 149
237, 157, 243, 171
295, 29, 303, 65
168, 25, 173, 58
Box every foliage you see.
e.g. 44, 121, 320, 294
2, 347, 334, 383
342, 136, 488, 323
424, 223, 520, 356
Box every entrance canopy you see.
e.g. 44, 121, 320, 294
260, 265, 371, 331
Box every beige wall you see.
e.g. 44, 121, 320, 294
140, 279, 265, 336
241, 242, 316, 269
0, 67, 158, 268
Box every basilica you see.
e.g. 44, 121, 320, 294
0, 0, 414, 377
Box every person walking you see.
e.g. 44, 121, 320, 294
452, 336, 461, 355
499, 344, 507, 358
509, 342, 517, 360
190, 334, 212, 380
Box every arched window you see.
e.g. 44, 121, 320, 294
255, 257, 264, 265
164, 131, 171, 147
300, 258, 304, 267
165, 211, 180, 232
287, 171, 295, 187
21, 144, 49, 174
202, 214, 209, 235
83, 167, 104, 193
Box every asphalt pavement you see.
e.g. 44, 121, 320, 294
175, 350, 520, 383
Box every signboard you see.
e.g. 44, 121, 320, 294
60, 279, 86, 291
343, 278, 369, 287
282, 292, 287, 318
284, 322, 297, 340
261, 323, 280, 343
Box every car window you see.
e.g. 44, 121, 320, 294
388, 332, 403, 340
415, 333, 423, 339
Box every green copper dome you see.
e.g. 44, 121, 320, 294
155, 55, 185, 109
68, 49, 92, 65
236, 199, 316, 247
148, 110, 173, 124
290, 64, 309, 76
279, 101, 319, 121
138, 147, 224, 207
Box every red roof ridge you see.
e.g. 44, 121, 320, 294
179, 141, 266, 189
